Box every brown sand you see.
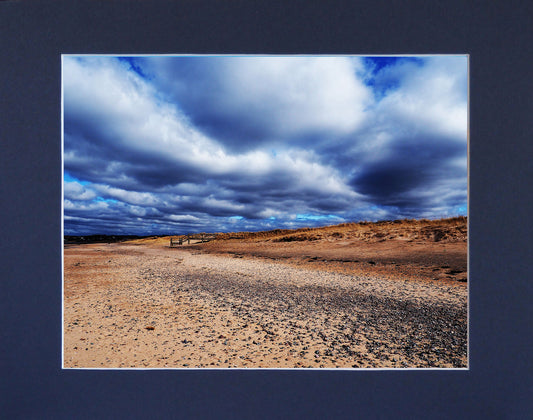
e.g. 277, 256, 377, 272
64, 219, 467, 369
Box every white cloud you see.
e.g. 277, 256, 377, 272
63, 199, 108, 211
374, 56, 468, 140
93, 184, 159, 206
167, 214, 201, 223
142, 56, 373, 147
64, 181, 97, 201
222, 56, 372, 135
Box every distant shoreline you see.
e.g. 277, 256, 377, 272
64, 234, 165, 244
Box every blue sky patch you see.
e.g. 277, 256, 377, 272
64, 171, 90, 186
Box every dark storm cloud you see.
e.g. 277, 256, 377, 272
351, 136, 467, 207
63, 55, 467, 235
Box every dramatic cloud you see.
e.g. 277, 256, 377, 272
63, 55, 468, 235
139, 56, 372, 151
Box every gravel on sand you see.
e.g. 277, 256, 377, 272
64, 243, 467, 369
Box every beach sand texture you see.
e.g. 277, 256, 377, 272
64, 218, 467, 369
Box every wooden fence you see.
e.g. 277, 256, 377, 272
170, 234, 216, 247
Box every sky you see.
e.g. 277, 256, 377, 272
63, 55, 468, 236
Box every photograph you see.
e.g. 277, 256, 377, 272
62, 55, 468, 369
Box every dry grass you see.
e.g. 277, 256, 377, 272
210, 216, 467, 243
123, 217, 467, 248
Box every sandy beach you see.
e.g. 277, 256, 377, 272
63, 219, 467, 369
